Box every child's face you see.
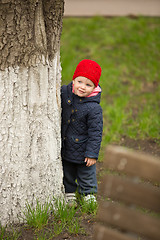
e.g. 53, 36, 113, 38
73, 76, 95, 97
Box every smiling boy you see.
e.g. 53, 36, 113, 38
61, 59, 103, 205
73, 76, 95, 98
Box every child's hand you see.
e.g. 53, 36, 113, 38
85, 158, 96, 167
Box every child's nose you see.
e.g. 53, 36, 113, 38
81, 84, 85, 89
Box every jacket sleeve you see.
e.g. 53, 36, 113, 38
61, 85, 65, 103
84, 104, 103, 160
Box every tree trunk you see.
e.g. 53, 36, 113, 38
0, 0, 64, 225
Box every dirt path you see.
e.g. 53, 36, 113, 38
64, 0, 160, 17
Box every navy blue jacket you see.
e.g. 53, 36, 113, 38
61, 82, 103, 164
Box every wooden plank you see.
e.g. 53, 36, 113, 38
99, 174, 160, 212
104, 146, 160, 182
97, 201, 160, 240
93, 224, 136, 240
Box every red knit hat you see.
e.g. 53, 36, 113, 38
72, 59, 101, 87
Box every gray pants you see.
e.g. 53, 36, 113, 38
62, 159, 97, 195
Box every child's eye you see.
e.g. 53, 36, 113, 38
78, 80, 82, 83
86, 84, 91, 87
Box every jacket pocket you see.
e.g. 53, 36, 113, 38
71, 136, 88, 143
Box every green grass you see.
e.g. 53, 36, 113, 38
23, 200, 51, 230
23, 198, 82, 236
78, 195, 98, 216
60, 16, 160, 152
51, 198, 83, 235
0, 224, 20, 240
0, 196, 96, 239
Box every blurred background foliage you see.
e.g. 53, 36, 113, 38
60, 16, 160, 159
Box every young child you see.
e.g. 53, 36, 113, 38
61, 59, 103, 204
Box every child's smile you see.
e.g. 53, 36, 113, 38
73, 76, 95, 97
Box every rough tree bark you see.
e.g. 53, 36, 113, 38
0, 0, 64, 225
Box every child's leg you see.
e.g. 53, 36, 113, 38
77, 163, 97, 195
62, 160, 78, 206
62, 159, 78, 193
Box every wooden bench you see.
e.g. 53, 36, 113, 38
94, 145, 160, 240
